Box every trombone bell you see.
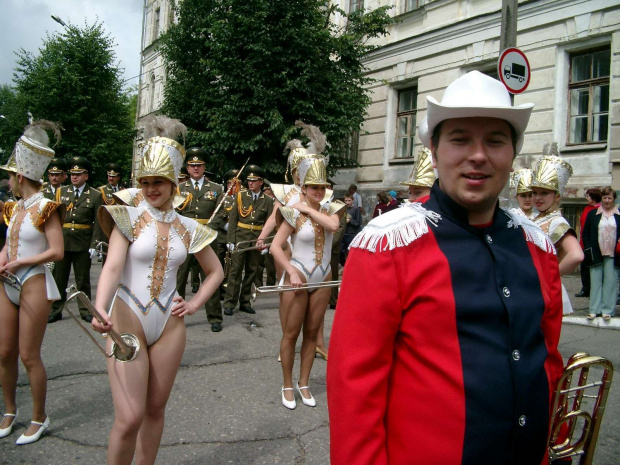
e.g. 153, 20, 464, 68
0, 271, 23, 292
64, 285, 140, 362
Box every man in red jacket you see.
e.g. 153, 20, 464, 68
327, 71, 564, 465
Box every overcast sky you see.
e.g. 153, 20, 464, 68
0, 0, 143, 90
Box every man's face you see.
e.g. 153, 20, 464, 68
71, 172, 88, 188
108, 174, 120, 186
432, 117, 514, 223
48, 172, 62, 188
187, 163, 205, 181
248, 179, 263, 193
344, 197, 353, 207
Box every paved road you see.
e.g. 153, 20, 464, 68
0, 264, 617, 464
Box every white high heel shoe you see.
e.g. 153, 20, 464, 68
296, 382, 316, 407
0, 410, 18, 438
16, 416, 49, 445
281, 387, 296, 410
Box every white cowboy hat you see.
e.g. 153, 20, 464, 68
418, 70, 534, 154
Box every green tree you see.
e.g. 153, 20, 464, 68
13, 21, 135, 186
160, 0, 394, 178
0, 85, 28, 168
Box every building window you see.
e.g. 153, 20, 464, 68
347, 131, 359, 162
568, 47, 610, 145
350, 0, 363, 13
404, 0, 425, 13
153, 8, 161, 41
396, 88, 417, 158
149, 74, 156, 112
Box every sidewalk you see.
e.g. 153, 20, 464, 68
561, 271, 620, 330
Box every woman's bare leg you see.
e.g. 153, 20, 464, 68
280, 285, 308, 402
0, 285, 19, 428
134, 316, 186, 465
106, 300, 150, 465
17, 275, 52, 435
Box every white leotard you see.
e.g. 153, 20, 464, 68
101, 203, 217, 345
4, 193, 63, 305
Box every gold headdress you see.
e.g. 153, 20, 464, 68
298, 156, 330, 187
400, 147, 436, 188
510, 168, 533, 195
284, 121, 328, 184
1, 120, 61, 181
137, 115, 187, 184
531, 155, 573, 195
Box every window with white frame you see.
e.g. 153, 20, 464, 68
396, 88, 417, 158
350, 0, 363, 13
153, 8, 161, 42
568, 47, 610, 145
404, 0, 425, 13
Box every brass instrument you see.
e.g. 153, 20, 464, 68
0, 271, 23, 292
251, 280, 341, 302
95, 241, 108, 261
223, 249, 232, 288
233, 236, 275, 254
64, 285, 140, 362
548, 352, 614, 464
208, 157, 251, 223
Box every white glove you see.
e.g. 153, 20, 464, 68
224, 223, 229, 232
227, 243, 235, 252
89, 248, 97, 259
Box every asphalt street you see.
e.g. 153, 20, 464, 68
0, 262, 618, 464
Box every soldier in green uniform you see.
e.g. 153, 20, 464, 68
210, 169, 244, 296
224, 164, 274, 314
97, 162, 124, 206
175, 147, 225, 332
42, 157, 67, 201
48, 157, 106, 323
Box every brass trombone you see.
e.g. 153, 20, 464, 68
251, 280, 341, 302
232, 236, 275, 254
548, 352, 614, 464
64, 285, 140, 362
0, 271, 23, 292
95, 241, 108, 260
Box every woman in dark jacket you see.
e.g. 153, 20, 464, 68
582, 186, 620, 321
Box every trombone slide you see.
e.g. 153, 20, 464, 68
64, 285, 140, 362
251, 281, 341, 301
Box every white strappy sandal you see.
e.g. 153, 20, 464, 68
0, 410, 18, 438
296, 382, 316, 407
281, 387, 296, 410
16, 416, 49, 445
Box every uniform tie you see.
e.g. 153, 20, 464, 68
194, 181, 200, 193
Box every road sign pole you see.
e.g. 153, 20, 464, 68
500, 0, 518, 104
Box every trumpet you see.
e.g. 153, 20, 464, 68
0, 271, 23, 292
548, 352, 614, 464
64, 285, 140, 362
251, 280, 341, 302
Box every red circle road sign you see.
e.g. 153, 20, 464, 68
498, 47, 531, 94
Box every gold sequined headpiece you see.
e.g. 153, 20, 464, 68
510, 168, 533, 195
1, 120, 60, 181
284, 121, 329, 184
400, 147, 436, 188
531, 155, 573, 195
298, 157, 330, 187
137, 115, 187, 185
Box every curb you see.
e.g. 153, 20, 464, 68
563, 316, 620, 330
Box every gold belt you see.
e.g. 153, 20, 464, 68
238, 223, 263, 231
195, 218, 210, 225
63, 223, 92, 230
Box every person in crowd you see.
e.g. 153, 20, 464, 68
0, 121, 64, 445
510, 168, 535, 218
48, 156, 106, 323
348, 183, 363, 215
372, 192, 391, 218
327, 71, 565, 464
91, 115, 223, 464
400, 147, 436, 203
98, 163, 124, 205
271, 156, 344, 409
386, 190, 399, 209
576, 188, 602, 298
329, 194, 347, 311
41, 157, 67, 201
339, 192, 362, 265
223, 165, 274, 315
175, 147, 224, 332
583, 186, 619, 321
531, 154, 584, 314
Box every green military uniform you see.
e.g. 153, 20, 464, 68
97, 163, 124, 206
49, 157, 106, 322
175, 148, 225, 329
42, 157, 67, 201
224, 165, 274, 313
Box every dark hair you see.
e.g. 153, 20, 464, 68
586, 188, 602, 203
348, 184, 357, 191
601, 186, 616, 200
377, 191, 388, 203
344, 192, 353, 199
431, 120, 518, 155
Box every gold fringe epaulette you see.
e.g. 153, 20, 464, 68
189, 223, 217, 253
3, 201, 17, 226
326, 200, 345, 217
505, 209, 556, 254
35, 200, 66, 232
278, 206, 297, 229
98, 206, 134, 241
99, 187, 115, 205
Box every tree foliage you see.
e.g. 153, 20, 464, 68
160, 0, 394, 179
12, 22, 135, 186
0, 85, 27, 169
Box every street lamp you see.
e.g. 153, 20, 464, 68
51, 15, 67, 27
